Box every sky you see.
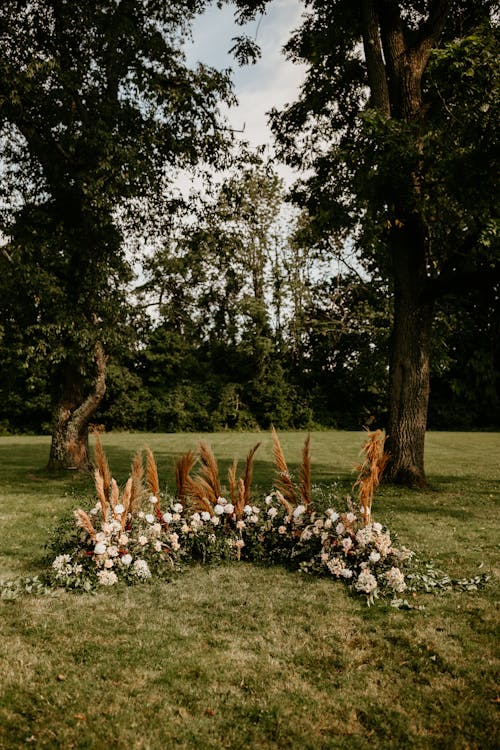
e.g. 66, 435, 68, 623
185, 0, 306, 183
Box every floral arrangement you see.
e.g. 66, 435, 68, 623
42, 428, 489, 607
46, 428, 424, 606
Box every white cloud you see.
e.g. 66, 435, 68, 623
185, 0, 306, 180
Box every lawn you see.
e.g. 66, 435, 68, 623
0, 431, 498, 749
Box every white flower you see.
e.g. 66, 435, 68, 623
150, 523, 161, 538
369, 550, 381, 564
346, 512, 357, 523
293, 504, 306, 518
210, 516, 220, 526
111, 520, 122, 532
138, 511, 145, 519
341, 537, 353, 553
355, 570, 378, 594
118, 534, 129, 546
90, 508, 98, 516
181, 523, 190, 534
94, 542, 107, 555
243, 505, 253, 515
336, 522, 345, 535
267, 507, 278, 518
251, 506, 260, 514
102, 522, 114, 534
121, 554, 133, 566
320, 552, 329, 564
169, 532, 180, 551
107, 546, 119, 558
97, 569, 118, 586
149, 495, 158, 504
153, 540, 162, 552
104, 559, 114, 569
214, 504, 224, 516
201, 511, 211, 522
162, 512, 173, 524
326, 509, 339, 522
278, 525, 287, 535
191, 512, 201, 522
340, 568, 354, 579
52, 555, 74, 577
300, 528, 312, 542
324, 519, 332, 529
314, 519, 324, 529
355, 527, 373, 547
114, 503, 125, 515
172, 513, 181, 522
375, 532, 392, 556
385, 567, 406, 593
138, 535, 148, 546
133, 559, 151, 579
235, 539, 245, 549
224, 503, 234, 514
173, 503, 183, 513
265, 494, 273, 505
326, 557, 344, 576
373, 522, 383, 533
217, 496, 227, 506
145, 513, 155, 524
236, 520, 246, 530
249, 515, 259, 524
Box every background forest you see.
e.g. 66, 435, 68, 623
0, 0, 498, 447
2, 160, 499, 436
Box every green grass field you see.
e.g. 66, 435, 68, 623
0, 431, 498, 749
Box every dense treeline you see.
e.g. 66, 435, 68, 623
1, 166, 498, 435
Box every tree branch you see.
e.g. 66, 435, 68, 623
361, 0, 391, 116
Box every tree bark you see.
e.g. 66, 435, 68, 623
385, 214, 433, 486
47, 343, 106, 471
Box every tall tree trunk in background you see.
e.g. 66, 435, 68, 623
385, 214, 434, 486
47, 343, 106, 471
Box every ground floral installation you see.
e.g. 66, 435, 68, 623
44, 429, 425, 607
37, 428, 490, 607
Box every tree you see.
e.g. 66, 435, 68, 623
0, 0, 233, 468
233, 0, 499, 484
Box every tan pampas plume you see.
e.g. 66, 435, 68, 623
175, 450, 198, 502
198, 442, 222, 501
354, 429, 390, 526
129, 450, 144, 512
185, 480, 215, 516
93, 435, 112, 499
272, 427, 297, 506
145, 446, 161, 497
110, 478, 119, 510
298, 434, 312, 509
275, 489, 294, 517
235, 477, 246, 520
243, 442, 261, 506
119, 477, 133, 529
74, 509, 97, 540
228, 459, 238, 507
94, 468, 108, 519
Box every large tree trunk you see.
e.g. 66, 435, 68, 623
47, 343, 106, 471
385, 215, 433, 486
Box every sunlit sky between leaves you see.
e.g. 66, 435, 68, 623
184, 0, 306, 185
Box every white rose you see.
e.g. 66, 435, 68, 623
201, 511, 211, 522
162, 512, 173, 524
173, 503, 183, 513
145, 513, 155, 524
94, 542, 106, 555
224, 503, 234, 514
121, 554, 133, 566
114, 504, 125, 515
214, 504, 224, 516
